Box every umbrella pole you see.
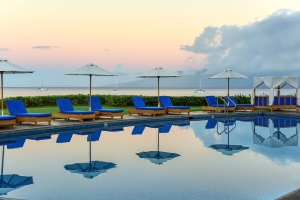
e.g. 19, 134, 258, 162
89, 140, 92, 170
1, 73, 3, 116
89, 75, 92, 111
227, 78, 229, 97
157, 129, 160, 152
158, 77, 160, 107
1, 146, 4, 177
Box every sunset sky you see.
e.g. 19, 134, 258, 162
1, 1, 300, 87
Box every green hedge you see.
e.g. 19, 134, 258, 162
3, 94, 252, 107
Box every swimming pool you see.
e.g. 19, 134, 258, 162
1, 116, 300, 200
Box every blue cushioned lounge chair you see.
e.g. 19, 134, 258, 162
159, 96, 190, 115
52, 98, 95, 122
87, 96, 124, 119
224, 96, 255, 111
128, 97, 165, 116
202, 96, 235, 112
6, 100, 51, 125
0, 115, 16, 128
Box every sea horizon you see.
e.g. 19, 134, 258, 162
2, 87, 296, 98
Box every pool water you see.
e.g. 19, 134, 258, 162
1, 117, 300, 200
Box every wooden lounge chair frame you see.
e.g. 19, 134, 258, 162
0, 119, 16, 128
235, 106, 255, 112
94, 111, 123, 119
165, 108, 190, 115
128, 108, 166, 116
16, 116, 51, 125
202, 106, 235, 112
52, 112, 95, 122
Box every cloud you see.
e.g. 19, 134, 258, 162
180, 9, 300, 76
104, 49, 109, 51
32, 46, 58, 50
0, 48, 9, 51
111, 63, 127, 75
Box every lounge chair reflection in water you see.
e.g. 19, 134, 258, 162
128, 97, 165, 116
6, 100, 51, 125
52, 98, 95, 122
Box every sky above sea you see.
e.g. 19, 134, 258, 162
1, 1, 300, 87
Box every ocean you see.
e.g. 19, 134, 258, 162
2, 87, 297, 98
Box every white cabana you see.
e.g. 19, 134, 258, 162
251, 76, 299, 106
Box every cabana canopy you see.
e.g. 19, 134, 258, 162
251, 76, 299, 106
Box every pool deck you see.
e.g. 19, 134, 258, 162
1, 110, 300, 199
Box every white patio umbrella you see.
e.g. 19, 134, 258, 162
65, 63, 116, 110
209, 69, 247, 96
0, 59, 34, 115
137, 67, 179, 106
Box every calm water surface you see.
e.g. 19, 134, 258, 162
1, 117, 300, 200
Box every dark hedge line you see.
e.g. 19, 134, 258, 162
4, 94, 252, 107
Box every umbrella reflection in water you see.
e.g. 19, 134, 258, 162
207, 119, 249, 156
0, 139, 33, 195
135, 124, 180, 165
64, 130, 116, 179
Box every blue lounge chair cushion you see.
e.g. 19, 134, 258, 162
56, 98, 75, 112
164, 106, 190, 109
132, 97, 164, 110
93, 109, 123, 113
88, 96, 124, 113
62, 111, 94, 114
14, 113, 51, 117
0, 116, 16, 120
57, 98, 94, 114
6, 100, 27, 114
136, 107, 165, 110
160, 96, 190, 109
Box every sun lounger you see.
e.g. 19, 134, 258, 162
159, 96, 190, 115
202, 96, 235, 112
6, 100, 51, 125
52, 98, 95, 122
87, 96, 124, 119
224, 96, 255, 111
128, 97, 166, 116
0, 116, 16, 128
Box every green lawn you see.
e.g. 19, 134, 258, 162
2, 105, 202, 115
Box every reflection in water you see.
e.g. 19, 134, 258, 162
206, 119, 249, 156
253, 118, 299, 148
64, 130, 116, 179
0, 140, 33, 196
135, 124, 180, 165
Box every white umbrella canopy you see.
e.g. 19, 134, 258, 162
0, 59, 34, 115
209, 69, 247, 96
137, 67, 180, 106
65, 63, 116, 109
